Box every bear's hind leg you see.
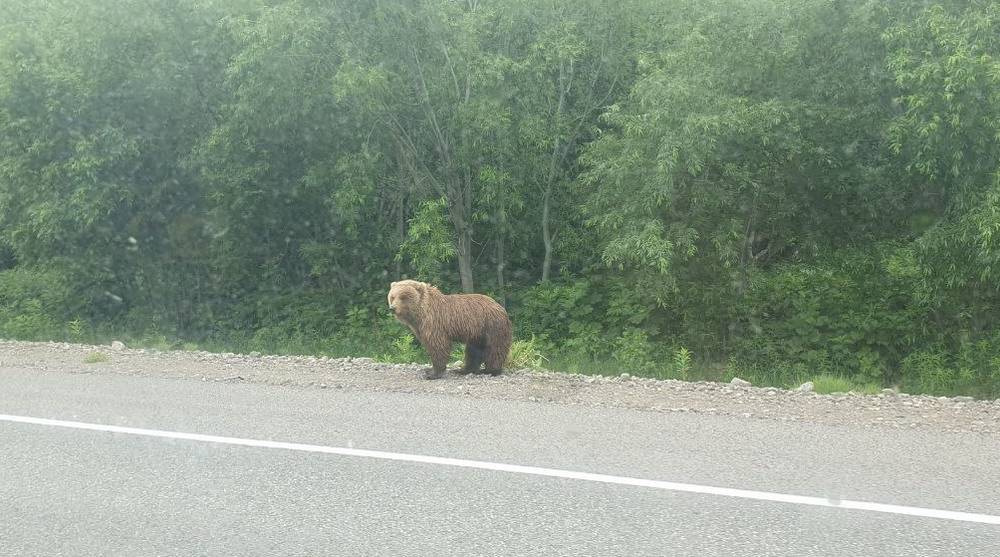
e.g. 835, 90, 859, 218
459, 341, 485, 374
482, 334, 511, 376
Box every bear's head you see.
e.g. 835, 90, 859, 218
387, 279, 429, 325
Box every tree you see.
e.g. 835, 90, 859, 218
0, 0, 237, 329
333, 0, 516, 292
505, 0, 639, 282
579, 0, 899, 350
885, 2, 1000, 315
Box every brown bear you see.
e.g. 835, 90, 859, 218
387, 279, 512, 379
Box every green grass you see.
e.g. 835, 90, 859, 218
810, 375, 881, 395
83, 351, 109, 364
541, 352, 723, 382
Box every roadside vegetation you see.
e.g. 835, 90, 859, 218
2, 0, 999, 398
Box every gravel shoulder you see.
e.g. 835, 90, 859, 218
2, 339, 998, 435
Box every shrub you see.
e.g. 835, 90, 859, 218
672, 346, 692, 380
611, 328, 660, 375
732, 243, 926, 385
507, 336, 547, 369
0, 268, 76, 340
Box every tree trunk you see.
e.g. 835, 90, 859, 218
395, 147, 408, 280
540, 60, 570, 283
456, 222, 474, 293
541, 187, 553, 283
395, 194, 405, 279
496, 207, 507, 307
447, 176, 475, 293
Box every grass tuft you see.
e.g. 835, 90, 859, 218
506, 336, 547, 369
83, 351, 109, 364
811, 375, 880, 395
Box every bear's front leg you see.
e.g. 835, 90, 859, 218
425, 357, 448, 379
422, 337, 451, 380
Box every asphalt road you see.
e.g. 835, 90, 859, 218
1, 368, 998, 556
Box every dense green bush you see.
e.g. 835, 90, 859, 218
726, 244, 1000, 397
731, 244, 926, 384
900, 339, 1000, 398
0, 268, 77, 340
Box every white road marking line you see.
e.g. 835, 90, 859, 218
2, 412, 998, 526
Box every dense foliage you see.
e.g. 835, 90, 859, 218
2, 0, 999, 397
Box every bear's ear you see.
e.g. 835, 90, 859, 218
390, 281, 397, 287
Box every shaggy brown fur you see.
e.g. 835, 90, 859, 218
388, 279, 512, 379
